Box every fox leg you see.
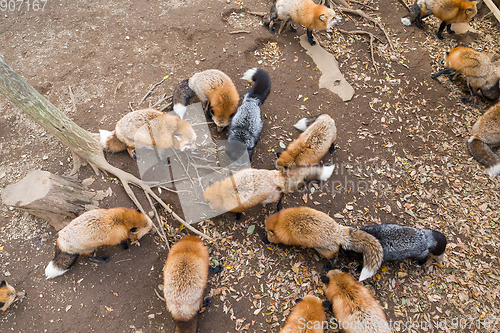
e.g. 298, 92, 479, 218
264, 5, 279, 33
437, 21, 447, 40
415, 256, 428, 267
446, 23, 455, 34
120, 240, 129, 250
209, 265, 223, 274
306, 29, 316, 46
202, 298, 212, 308
277, 193, 284, 211
329, 142, 336, 154
88, 250, 111, 263
461, 83, 477, 103
430, 68, 454, 79
288, 21, 297, 32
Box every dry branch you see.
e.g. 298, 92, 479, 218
339, 28, 382, 74
0, 55, 212, 243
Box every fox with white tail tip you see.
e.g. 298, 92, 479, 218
226, 68, 271, 164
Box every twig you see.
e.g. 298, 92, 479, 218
154, 288, 165, 302
140, 78, 167, 105
152, 94, 171, 109
114, 259, 132, 264
114, 82, 123, 94
173, 149, 197, 195
129, 102, 134, 112
347, 0, 378, 10
145, 191, 169, 250
246, 11, 266, 17
159, 101, 172, 112
229, 30, 251, 34
397, 0, 411, 11
142, 177, 189, 186
339, 29, 381, 74
158, 185, 191, 194
339, 8, 395, 50
68, 86, 77, 113
187, 154, 206, 192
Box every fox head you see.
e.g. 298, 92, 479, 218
461, 1, 478, 22
122, 209, 153, 240
0, 281, 26, 311
172, 120, 197, 152
209, 89, 239, 133
311, 6, 342, 30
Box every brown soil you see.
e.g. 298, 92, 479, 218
1, 0, 499, 332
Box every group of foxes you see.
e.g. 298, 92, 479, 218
3, 0, 500, 331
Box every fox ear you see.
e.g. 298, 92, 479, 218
0, 302, 5, 309
319, 14, 326, 21
0, 281, 6, 287
174, 134, 182, 142
130, 227, 138, 234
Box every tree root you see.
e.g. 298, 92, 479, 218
338, 29, 384, 74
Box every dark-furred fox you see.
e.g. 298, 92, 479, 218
276, 114, 336, 170
401, 0, 477, 39
263, 0, 341, 45
264, 207, 383, 281
431, 46, 500, 103
172, 69, 240, 132
45, 208, 153, 279
467, 102, 500, 176
226, 68, 271, 164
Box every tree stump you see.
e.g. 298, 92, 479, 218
1, 170, 97, 230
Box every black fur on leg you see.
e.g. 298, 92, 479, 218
329, 142, 336, 154
415, 256, 428, 267
235, 212, 242, 220
53, 245, 79, 271
209, 265, 223, 275
437, 21, 446, 39
416, 16, 424, 29
277, 193, 284, 211
294, 297, 303, 303
89, 252, 111, 263
431, 68, 454, 79
323, 261, 335, 272
288, 21, 297, 33
322, 300, 332, 309
119, 240, 129, 250
262, 236, 270, 244
132, 149, 137, 162
341, 267, 350, 273
306, 29, 316, 46
461, 83, 476, 103
446, 24, 455, 34
263, 5, 279, 33
276, 151, 282, 158
355, 264, 363, 274
320, 275, 330, 284
202, 297, 212, 308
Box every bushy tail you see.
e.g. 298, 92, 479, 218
293, 115, 321, 132
173, 78, 197, 119
343, 228, 384, 281
241, 68, 271, 105
281, 165, 335, 192
175, 314, 198, 333
467, 137, 500, 177
45, 244, 79, 279
401, 2, 421, 26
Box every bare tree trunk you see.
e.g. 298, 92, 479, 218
0, 55, 211, 242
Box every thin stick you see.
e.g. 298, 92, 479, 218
140, 78, 167, 105
129, 102, 134, 112
339, 29, 381, 74
145, 191, 169, 249
173, 149, 197, 195
152, 94, 170, 109
187, 154, 205, 192
68, 86, 77, 113
159, 101, 172, 112
397, 0, 411, 11
229, 30, 251, 34
114, 82, 123, 94
154, 289, 165, 302
246, 11, 266, 17
142, 178, 189, 186
348, 0, 378, 10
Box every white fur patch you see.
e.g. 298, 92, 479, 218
173, 104, 187, 119
99, 129, 114, 149
401, 17, 411, 26
320, 165, 335, 180
45, 261, 69, 279
241, 68, 257, 82
359, 267, 377, 282
434, 253, 445, 262
293, 118, 309, 132
487, 163, 500, 177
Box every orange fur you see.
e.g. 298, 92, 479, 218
417, 0, 477, 23
203, 166, 334, 213
189, 70, 240, 132
276, 114, 336, 169
57, 208, 153, 256
275, 0, 339, 30
163, 236, 209, 333
0, 281, 25, 311
101, 108, 197, 155
280, 295, 327, 333
322, 270, 390, 333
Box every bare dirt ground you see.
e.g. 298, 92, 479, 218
1, 0, 500, 332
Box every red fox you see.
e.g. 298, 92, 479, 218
203, 165, 334, 216
467, 102, 500, 176
431, 47, 500, 103
100, 108, 197, 161
401, 0, 477, 39
173, 70, 240, 132
45, 208, 153, 279
0, 281, 25, 311
321, 269, 391, 333
276, 114, 337, 170
264, 207, 383, 281
280, 295, 326, 333
263, 0, 342, 45
163, 235, 209, 333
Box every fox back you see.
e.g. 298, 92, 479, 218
276, 0, 339, 30
421, 0, 477, 23
280, 295, 326, 333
